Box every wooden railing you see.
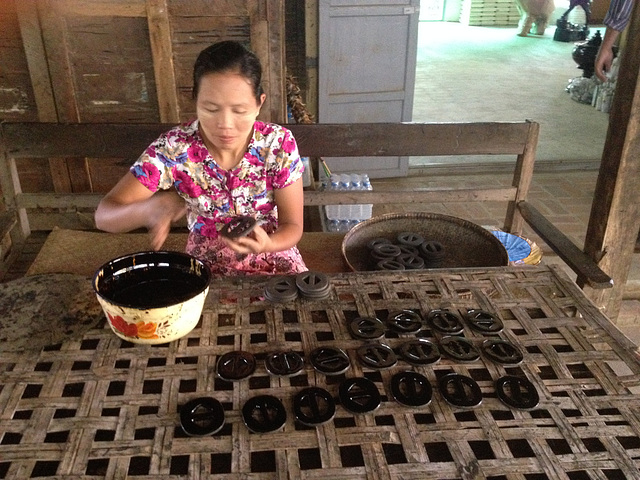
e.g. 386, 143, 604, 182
0, 121, 612, 288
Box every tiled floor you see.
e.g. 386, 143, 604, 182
411, 21, 609, 167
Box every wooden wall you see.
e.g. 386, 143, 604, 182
0, 0, 285, 196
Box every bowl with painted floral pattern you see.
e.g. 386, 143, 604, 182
93, 251, 211, 344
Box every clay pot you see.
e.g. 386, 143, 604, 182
93, 251, 211, 344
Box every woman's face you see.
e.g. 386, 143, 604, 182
196, 71, 265, 155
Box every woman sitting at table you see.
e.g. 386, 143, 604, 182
94, 40, 307, 277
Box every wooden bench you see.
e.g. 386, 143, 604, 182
0, 121, 612, 288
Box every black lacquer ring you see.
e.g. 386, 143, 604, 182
180, 397, 225, 436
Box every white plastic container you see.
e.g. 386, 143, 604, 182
324, 173, 372, 231
301, 157, 312, 187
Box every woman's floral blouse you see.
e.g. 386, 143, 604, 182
131, 119, 303, 238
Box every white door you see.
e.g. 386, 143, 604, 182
318, 0, 420, 178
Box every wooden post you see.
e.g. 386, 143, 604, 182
15, 0, 57, 122
250, 0, 286, 123
581, 2, 640, 321
305, 0, 319, 119
146, 0, 180, 123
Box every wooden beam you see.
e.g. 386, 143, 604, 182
581, 1, 640, 319
0, 212, 17, 244
303, 188, 516, 205
54, 0, 147, 17
519, 201, 613, 289
15, 0, 57, 121
146, 0, 180, 122
503, 121, 539, 235
1, 122, 534, 159
267, 0, 286, 123
304, 0, 319, 119
289, 122, 532, 156
16, 193, 103, 209
1, 123, 172, 159
14, 187, 517, 211
36, 0, 90, 196
37, 0, 78, 122
0, 127, 30, 240
250, 0, 286, 123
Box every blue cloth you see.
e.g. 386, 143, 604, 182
491, 231, 532, 263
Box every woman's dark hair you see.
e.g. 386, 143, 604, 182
192, 40, 264, 102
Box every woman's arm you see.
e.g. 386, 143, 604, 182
95, 172, 186, 250
268, 176, 305, 250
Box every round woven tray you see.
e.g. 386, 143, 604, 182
341, 212, 509, 272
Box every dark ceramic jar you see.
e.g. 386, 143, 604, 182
572, 31, 603, 78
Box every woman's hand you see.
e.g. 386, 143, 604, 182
146, 191, 187, 250
221, 177, 305, 255
221, 224, 272, 254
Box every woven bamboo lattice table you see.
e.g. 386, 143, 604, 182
1, 265, 640, 479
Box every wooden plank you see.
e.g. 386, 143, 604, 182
27, 212, 96, 231
1, 123, 172, 159
0, 2, 37, 121
504, 121, 539, 235
267, 0, 286, 123
47, 158, 73, 193
15, 187, 517, 211
87, 158, 132, 193
54, 0, 147, 17
169, 7, 252, 120
68, 157, 93, 193
289, 122, 532, 156
36, 0, 91, 197
37, 0, 78, 122
17, 193, 104, 209
0, 212, 17, 246
0, 127, 30, 242
304, 187, 516, 205
64, 15, 160, 123
304, 0, 319, 119
250, 1, 286, 123
15, 0, 57, 121
146, 0, 180, 122
250, 1, 270, 122
582, 0, 640, 318
519, 200, 613, 289
1, 121, 534, 159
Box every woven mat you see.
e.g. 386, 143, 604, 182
27, 227, 348, 277
3, 266, 640, 478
